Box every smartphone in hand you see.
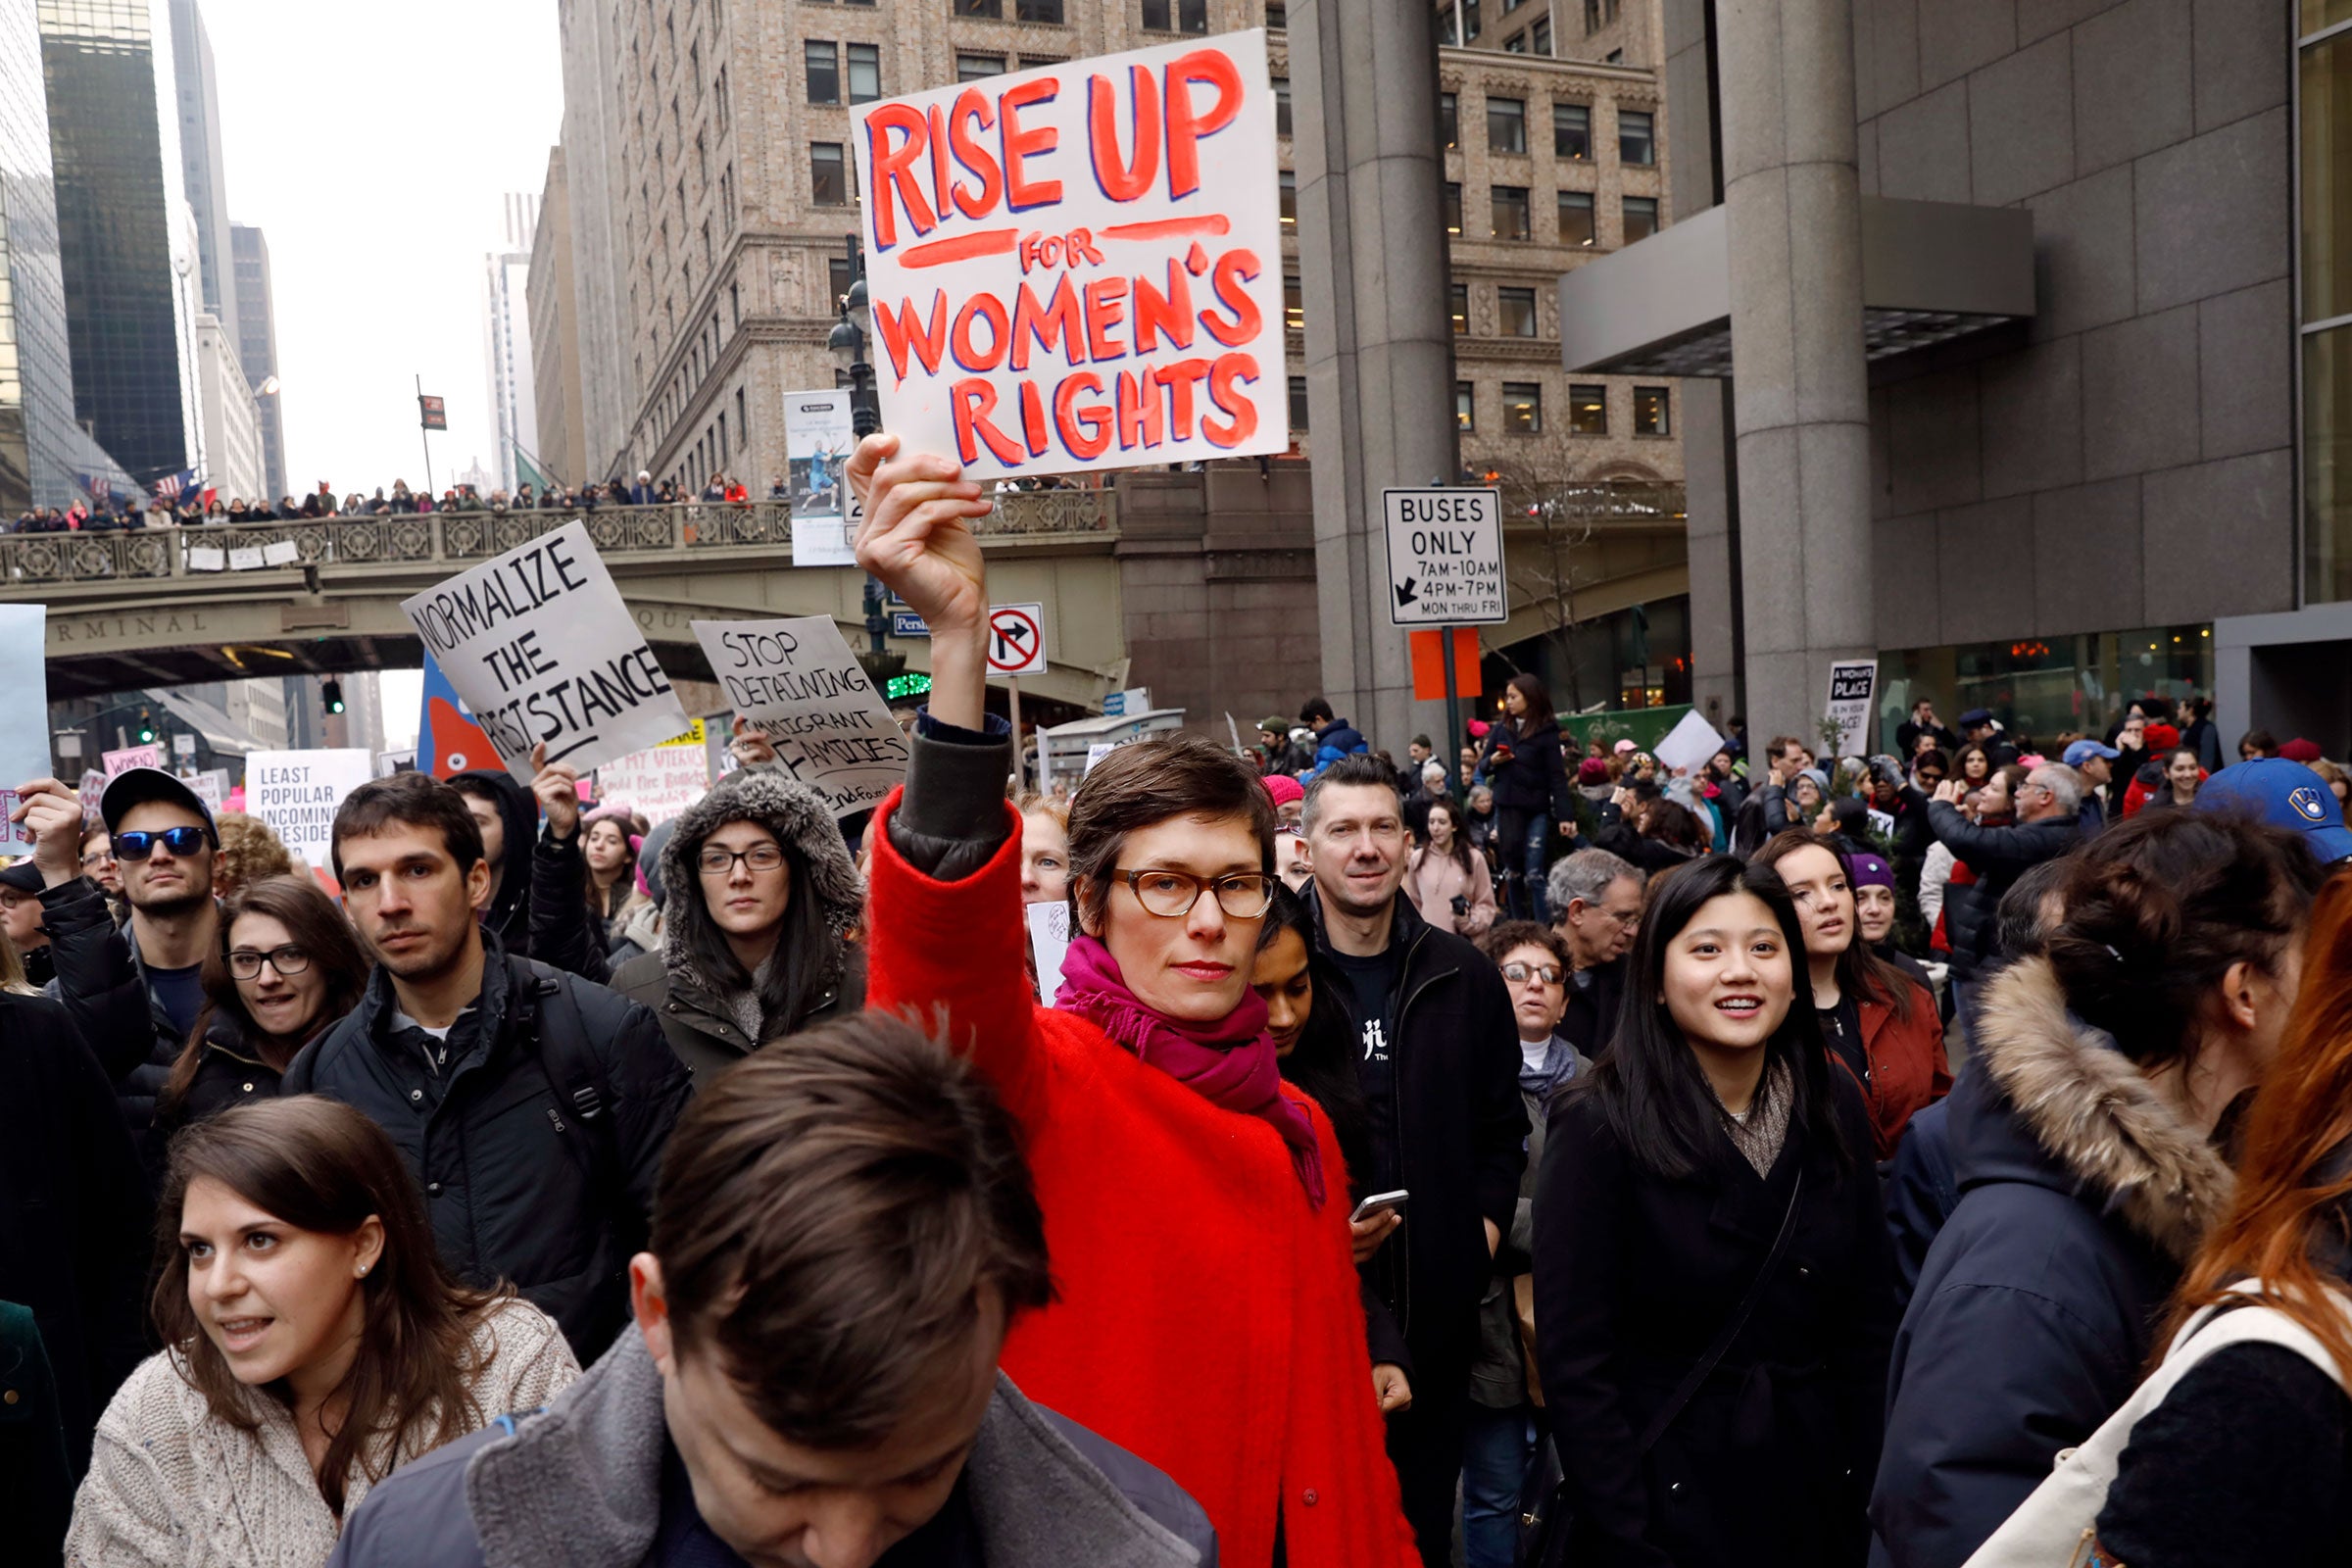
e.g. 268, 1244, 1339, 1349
1349, 1190, 1409, 1225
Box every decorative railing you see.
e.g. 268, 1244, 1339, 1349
0, 491, 1116, 588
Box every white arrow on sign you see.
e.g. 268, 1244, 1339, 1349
986, 603, 1048, 677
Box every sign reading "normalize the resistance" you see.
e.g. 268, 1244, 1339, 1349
1384, 488, 1507, 627
850, 30, 1287, 480
403, 520, 690, 782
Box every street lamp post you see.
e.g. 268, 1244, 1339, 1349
828, 235, 897, 677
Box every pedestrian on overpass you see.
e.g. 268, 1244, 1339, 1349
16, 766, 221, 1148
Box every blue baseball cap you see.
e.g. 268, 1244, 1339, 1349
2063, 740, 2122, 767
2194, 759, 2352, 863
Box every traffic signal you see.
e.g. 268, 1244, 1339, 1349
136, 710, 154, 744
323, 679, 346, 715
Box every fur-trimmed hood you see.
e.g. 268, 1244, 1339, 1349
656, 765, 863, 993
1963, 955, 2234, 1263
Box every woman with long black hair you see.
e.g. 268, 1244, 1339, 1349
1475, 673, 1576, 922
1533, 856, 1895, 1567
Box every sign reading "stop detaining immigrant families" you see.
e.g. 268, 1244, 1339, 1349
402, 520, 690, 782
693, 616, 908, 816
850, 30, 1287, 480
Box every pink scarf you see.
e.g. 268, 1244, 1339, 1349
1055, 934, 1327, 1208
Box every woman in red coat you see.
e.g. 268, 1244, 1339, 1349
850, 433, 1417, 1568
1754, 831, 1950, 1157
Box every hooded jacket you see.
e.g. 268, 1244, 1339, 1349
325, 1330, 1215, 1568
1868, 956, 2234, 1568
1309, 717, 1368, 774
448, 768, 610, 984
611, 768, 864, 1079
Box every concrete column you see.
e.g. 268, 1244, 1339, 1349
1291, 0, 1459, 754
1716, 0, 1874, 751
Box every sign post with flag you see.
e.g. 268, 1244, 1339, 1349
416, 376, 443, 494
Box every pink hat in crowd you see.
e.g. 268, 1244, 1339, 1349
1263, 774, 1305, 808
1613, 738, 1638, 755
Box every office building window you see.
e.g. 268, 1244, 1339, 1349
810, 143, 848, 205
954, 0, 1000, 13
1017, 0, 1065, 18
1503, 29, 1527, 51
1437, 6, 1456, 43
1531, 16, 1550, 52
1558, 190, 1595, 247
1623, 195, 1659, 242
805, 40, 839, 105
1018, 52, 1064, 69
1450, 281, 1468, 333
1620, 109, 1655, 165
828, 256, 853, 309
1502, 382, 1542, 433
1274, 78, 1292, 136
957, 51, 1006, 80
1267, 0, 1286, 26
1464, 0, 1480, 38
1440, 92, 1458, 150
1584, 0, 1600, 28
1498, 286, 1538, 337
1290, 375, 1310, 430
1492, 184, 1530, 239
1284, 272, 1304, 330
1456, 381, 1475, 430
1443, 181, 1462, 234
1281, 170, 1297, 224
1634, 385, 1670, 435
1569, 383, 1606, 434
1142, 0, 1208, 30
1487, 96, 1526, 154
1554, 102, 1589, 159
847, 42, 880, 103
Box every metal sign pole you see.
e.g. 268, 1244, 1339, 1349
1440, 626, 1462, 764
1008, 676, 1023, 791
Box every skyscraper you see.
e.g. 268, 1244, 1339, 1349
166, 0, 233, 348
230, 223, 285, 499
36, 0, 199, 485
483, 191, 537, 493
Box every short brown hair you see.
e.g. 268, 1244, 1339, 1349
650, 1013, 1054, 1448
331, 771, 485, 880
1478, 919, 1568, 970
1066, 731, 1274, 932
213, 811, 293, 896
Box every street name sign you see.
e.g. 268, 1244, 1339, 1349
1384, 488, 1506, 626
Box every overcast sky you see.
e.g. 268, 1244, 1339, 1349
200, 0, 564, 497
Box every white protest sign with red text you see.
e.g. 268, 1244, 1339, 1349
851, 30, 1287, 479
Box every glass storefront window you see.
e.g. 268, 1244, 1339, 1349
2308, 325, 2352, 603
1876, 626, 2216, 754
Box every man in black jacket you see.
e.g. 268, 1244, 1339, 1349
1545, 848, 1643, 1058
1302, 754, 1528, 1567
283, 771, 690, 1360
1927, 765, 2082, 1027
449, 752, 612, 982
18, 766, 220, 1143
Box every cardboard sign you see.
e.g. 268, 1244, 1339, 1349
103, 744, 162, 777
403, 520, 689, 782
1826, 659, 1879, 759
1652, 710, 1728, 776
1385, 488, 1507, 626
784, 390, 859, 567
598, 727, 714, 827
692, 616, 910, 816
851, 31, 1287, 479
244, 749, 374, 869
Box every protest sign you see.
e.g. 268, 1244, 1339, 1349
692, 616, 908, 816
784, 391, 859, 567
244, 750, 374, 869
1825, 659, 1879, 759
1027, 901, 1072, 1006
599, 721, 713, 827
402, 520, 689, 782
850, 30, 1287, 480
0, 607, 43, 851
1652, 710, 1727, 777
103, 744, 162, 777
184, 769, 230, 812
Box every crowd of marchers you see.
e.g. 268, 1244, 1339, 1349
10, 471, 784, 536
8, 435, 2352, 1568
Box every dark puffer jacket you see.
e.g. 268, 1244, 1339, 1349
448, 768, 610, 983
38, 873, 189, 1142
1868, 956, 2234, 1568
612, 768, 864, 1080
1477, 717, 1575, 823
283, 928, 692, 1361
1922, 804, 2079, 976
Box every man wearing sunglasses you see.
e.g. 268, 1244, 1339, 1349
16, 766, 222, 1145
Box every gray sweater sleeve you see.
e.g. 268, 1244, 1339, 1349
887, 718, 1016, 881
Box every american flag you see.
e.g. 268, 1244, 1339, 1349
151, 467, 196, 501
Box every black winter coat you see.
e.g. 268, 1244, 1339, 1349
1478, 717, 1576, 821
38, 874, 189, 1142
1304, 884, 1529, 1382
450, 768, 612, 984
0, 990, 151, 1480
1868, 957, 2231, 1568
1534, 1073, 1896, 1568
1923, 804, 2078, 975
282, 931, 692, 1361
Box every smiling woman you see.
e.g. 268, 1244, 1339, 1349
66, 1098, 578, 1567
1529, 855, 1897, 1568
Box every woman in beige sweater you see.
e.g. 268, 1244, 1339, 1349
1404, 801, 1499, 937
68, 1098, 579, 1567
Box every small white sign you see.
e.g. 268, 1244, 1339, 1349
1652, 710, 1727, 776
228, 546, 265, 571
1027, 900, 1073, 1005
185, 546, 225, 572
103, 743, 162, 777
784, 389, 859, 567
1384, 488, 1506, 626
263, 540, 301, 566
1826, 659, 1879, 759
597, 733, 713, 827
986, 603, 1048, 678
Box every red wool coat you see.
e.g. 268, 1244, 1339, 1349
866, 794, 1417, 1568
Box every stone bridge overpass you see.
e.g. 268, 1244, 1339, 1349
7, 496, 1125, 705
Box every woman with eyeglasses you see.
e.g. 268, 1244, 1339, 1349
611, 768, 863, 1079
853, 434, 1418, 1567
151, 877, 369, 1151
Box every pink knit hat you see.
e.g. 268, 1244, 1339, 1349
1263, 773, 1305, 808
